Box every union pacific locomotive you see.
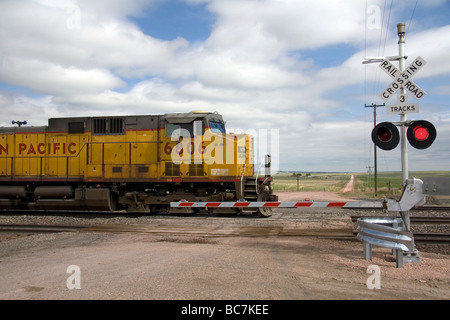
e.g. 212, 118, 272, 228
0, 111, 277, 216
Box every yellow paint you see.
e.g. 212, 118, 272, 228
0, 128, 254, 181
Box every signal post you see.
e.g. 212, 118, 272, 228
363, 23, 437, 265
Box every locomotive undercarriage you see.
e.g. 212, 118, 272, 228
117, 177, 276, 217
0, 177, 276, 217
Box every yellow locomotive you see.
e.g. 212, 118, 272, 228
0, 111, 277, 216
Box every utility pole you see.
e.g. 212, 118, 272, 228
366, 165, 373, 190
365, 103, 385, 196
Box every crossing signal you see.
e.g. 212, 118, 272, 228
371, 120, 436, 150
371, 122, 399, 150
407, 120, 436, 149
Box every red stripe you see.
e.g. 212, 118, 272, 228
233, 202, 250, 207
294, 202, 313, 207
178, 202, 194, 207
327, 202, 346, 207
263, 202, 281, 207
205, 203, 221, 207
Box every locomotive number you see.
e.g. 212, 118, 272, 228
164, 142, 206, 155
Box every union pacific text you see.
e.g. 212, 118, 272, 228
0, 142, 77, 155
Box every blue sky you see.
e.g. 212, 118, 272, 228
135, 0, 215, 42
0, 0, 449, 173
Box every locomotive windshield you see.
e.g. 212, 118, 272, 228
208, 120, 225, 133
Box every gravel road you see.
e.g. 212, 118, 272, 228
0, 192, 448, 303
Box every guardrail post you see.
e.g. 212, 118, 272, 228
356, 217, 418, 268
395, 249, 404, 268
363, 242, 372, 260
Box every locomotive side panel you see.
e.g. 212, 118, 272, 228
0, 133, 12, 176
0, 127, 48, 178
47, 117, 89, 179
85, 115, 160, 181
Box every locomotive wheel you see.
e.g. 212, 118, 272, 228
255, 191, 272, 218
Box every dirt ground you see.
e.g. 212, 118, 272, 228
0, 191, 448, 305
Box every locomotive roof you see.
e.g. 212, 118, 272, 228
164, 111, 223, 123
0, 112, 224, 133
43, 111, 222, 122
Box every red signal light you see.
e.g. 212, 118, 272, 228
378, 127, 393, 142
412, 126, 429, 141
407, 120, 436, 149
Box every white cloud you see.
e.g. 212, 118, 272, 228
0, 57, 125, 96
0, 0, 449, 171
0, 0, 188, 93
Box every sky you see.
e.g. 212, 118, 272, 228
0, 0, 449, 173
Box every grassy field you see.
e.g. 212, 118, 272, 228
272, 172, 350, 193
272, 171, 450, 201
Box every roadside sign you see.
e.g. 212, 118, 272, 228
387, 94, 420, 115
379, 56, 427, 102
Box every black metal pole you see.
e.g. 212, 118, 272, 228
365, 103, 385, 196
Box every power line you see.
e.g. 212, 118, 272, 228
407, 0, 419, 34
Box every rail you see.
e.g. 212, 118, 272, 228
1, 223, 448, 245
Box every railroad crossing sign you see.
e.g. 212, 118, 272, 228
379, 56, 427, 105
386, 94, 419, 114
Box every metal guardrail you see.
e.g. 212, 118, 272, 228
356, 217, 419, 268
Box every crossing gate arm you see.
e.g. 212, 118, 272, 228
170, 179, 426, 212
170, 200, 385, 209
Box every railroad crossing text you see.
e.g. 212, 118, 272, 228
387, 103, 419, 114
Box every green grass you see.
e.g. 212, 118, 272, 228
272, 172, 351, 192
273, 171, 450, 202
354, 171, 450, 199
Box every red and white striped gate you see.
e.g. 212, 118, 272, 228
170, 177, 425, 213
170, 200, 384, 209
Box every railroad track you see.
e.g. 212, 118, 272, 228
350, 215, 450, 224
0, 205, 449, 216
414, 206, 450, 211
412, 233, 450, 244
0, 223, 353, 238
1, 222, 449, 245
0, 224, 86, 233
